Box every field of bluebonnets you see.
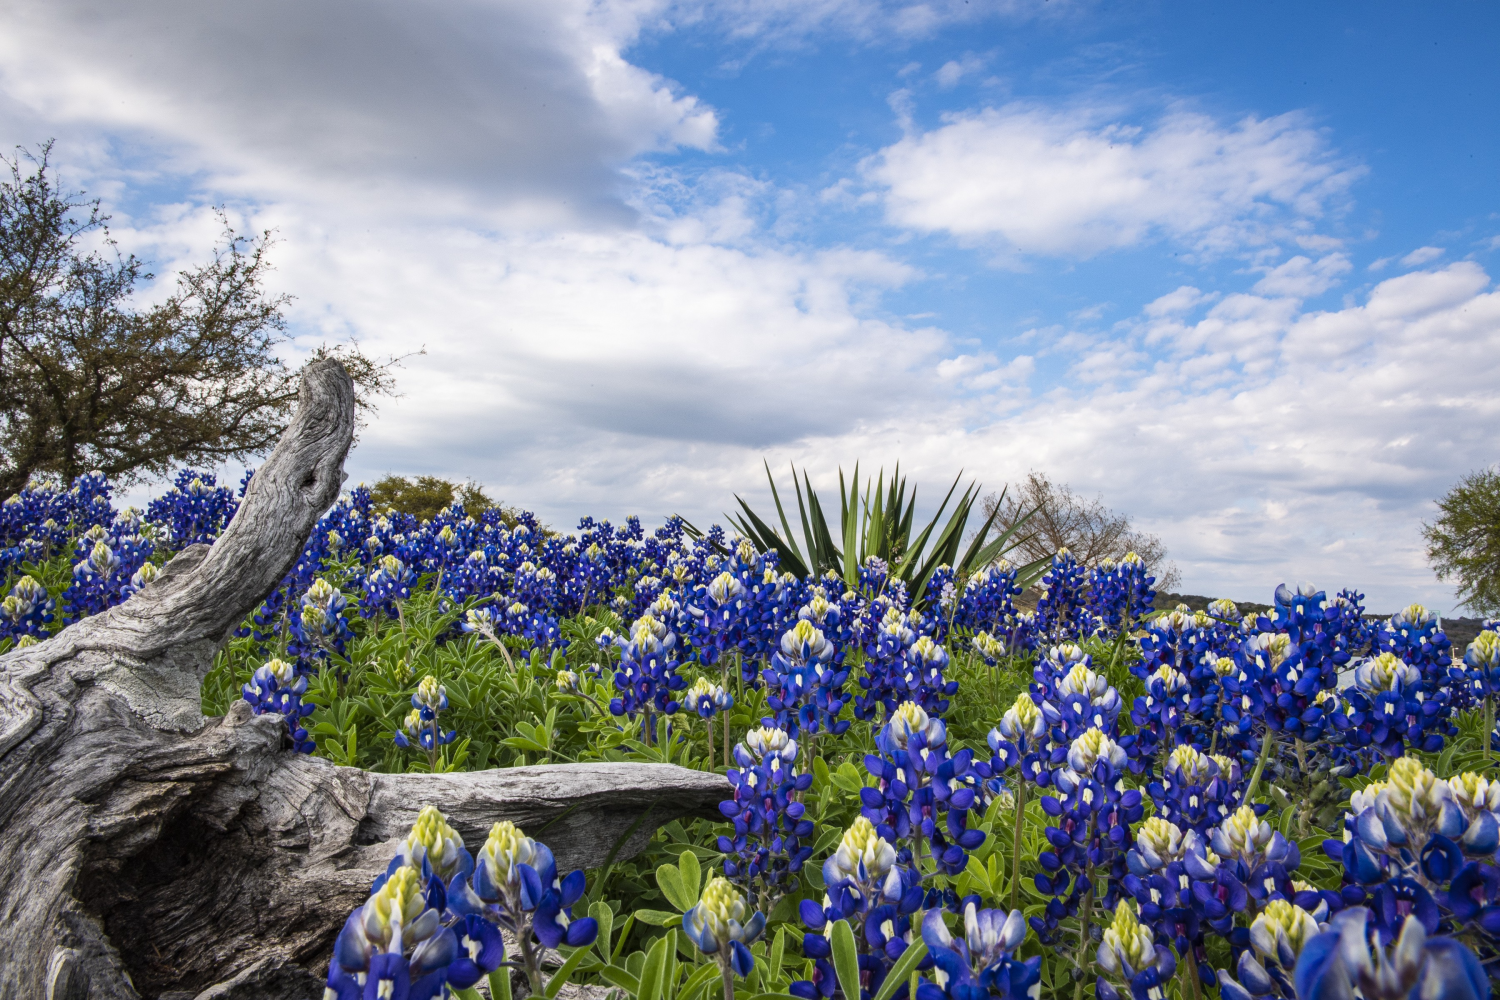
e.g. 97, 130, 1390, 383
4, 467, 1500, 1000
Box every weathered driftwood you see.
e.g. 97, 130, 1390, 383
0, 361, 728, 1000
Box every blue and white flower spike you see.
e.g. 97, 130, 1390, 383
325, 866, 458, 1000
682, 875, 767, 1000
1291, 907, 1489, 1000
918, 902, 1038, 1000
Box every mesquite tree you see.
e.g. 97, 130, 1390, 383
0, 143, 399, 497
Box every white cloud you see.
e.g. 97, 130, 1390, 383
1251, 253, 1350, 298
1144, 285, 1215, 317
866, 106, 1363, 257
1400, 246, 1445, 267
0, 0, 716, 223
934, 54, 986, 89
664, 0, 1058, 47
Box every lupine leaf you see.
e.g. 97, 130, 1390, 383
545, 945, 596, 1000
830, 920, 860, 1000
871, 943, 928, 1000
639, 934, 672, 1000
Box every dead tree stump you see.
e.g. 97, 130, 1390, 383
0, 361, 727, 999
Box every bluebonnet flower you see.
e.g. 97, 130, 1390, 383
609, 611, 687, 741
1121, 813, 1230, 972
61, 526, 152, 621
119, 560, 159, 600
854, 604, 919, 722
1289, 907, 1488, 1000
686, 560, 762, 683
395, 676, 458, 768
1342, 651, 1446, 758
955, 561, 1022, 634
687, 675, 734, 719
289, 578, 353, 665
325, 865, 457, 1000
793, 819, 924, 1000
686, 675, 733, 767
1035, 548, 1088, 642
988, 692, 1048, 786
363, 554, 416, 619
1211, 805, 1302, 903
719, 726, 814, 907
1459, 630, 1500, 732
145, 469, 239, 547
1086, 552, 1156, 638
683, 875, 767, 1000
1093, 900, 1176, 1000
1376, 604, 1453, 690
1215, 898, 1323, 1000
1039, 657, 1127, 746
241, 658, 317, 753
862, 702, 986, 882
1148, 745, 1241, 836
1031, 728, 1143, 945
918, 904, 1038, 1000
386, 805, 475, 887
450, 820, 598, 993
2, 575, 54, 643
899, 636, 958, 717
763, 619, 851, 741
1326, 757, 1500, 931
971, 631, 1007, 666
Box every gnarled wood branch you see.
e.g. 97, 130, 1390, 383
0, 361, 727, 1000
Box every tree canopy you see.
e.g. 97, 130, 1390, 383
368, 474, 519, 525
1423, 468, 1500, 616
982, 471, 1181, 591
0, 143, 400, 496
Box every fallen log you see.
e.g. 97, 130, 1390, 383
0, 360, 727, 1000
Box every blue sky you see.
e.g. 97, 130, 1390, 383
1, 0, 1496, 611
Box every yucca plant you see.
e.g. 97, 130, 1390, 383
720, 462, 1047, 607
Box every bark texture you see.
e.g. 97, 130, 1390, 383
0, 361, 728, 1000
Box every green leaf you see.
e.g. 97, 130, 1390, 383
871, 941, 928, 1000
639, 934, 673, 1000
488, 967, 514, 1000
768, 925, 787, 986
678, 849, 702, 902
635, 908, 684, 927
545, 946, 596, 1000
598, 965, 641, 995
677, 961, 723, 1000
591, 900, 615, 963
830, 920, 860, 1000
657, 862, 692, 911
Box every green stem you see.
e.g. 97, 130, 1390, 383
1009, 781, 1026, 912
720, 955, 736, 1000
1073, 872, 1095, 1000
519, 929, 545, 997
1181, 949, 1203, 1000
1244, 729, 1277, 805
1485, 696, 1495, 768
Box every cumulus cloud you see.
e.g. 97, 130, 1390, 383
814, 262, 1500, 609
662, 0, 1057, 47
934, 54, 987, 89
1251, 253, 1351, 297
1400, 246, 1445, 267
866, 106, 1363, 256
0, 0, 716, 222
